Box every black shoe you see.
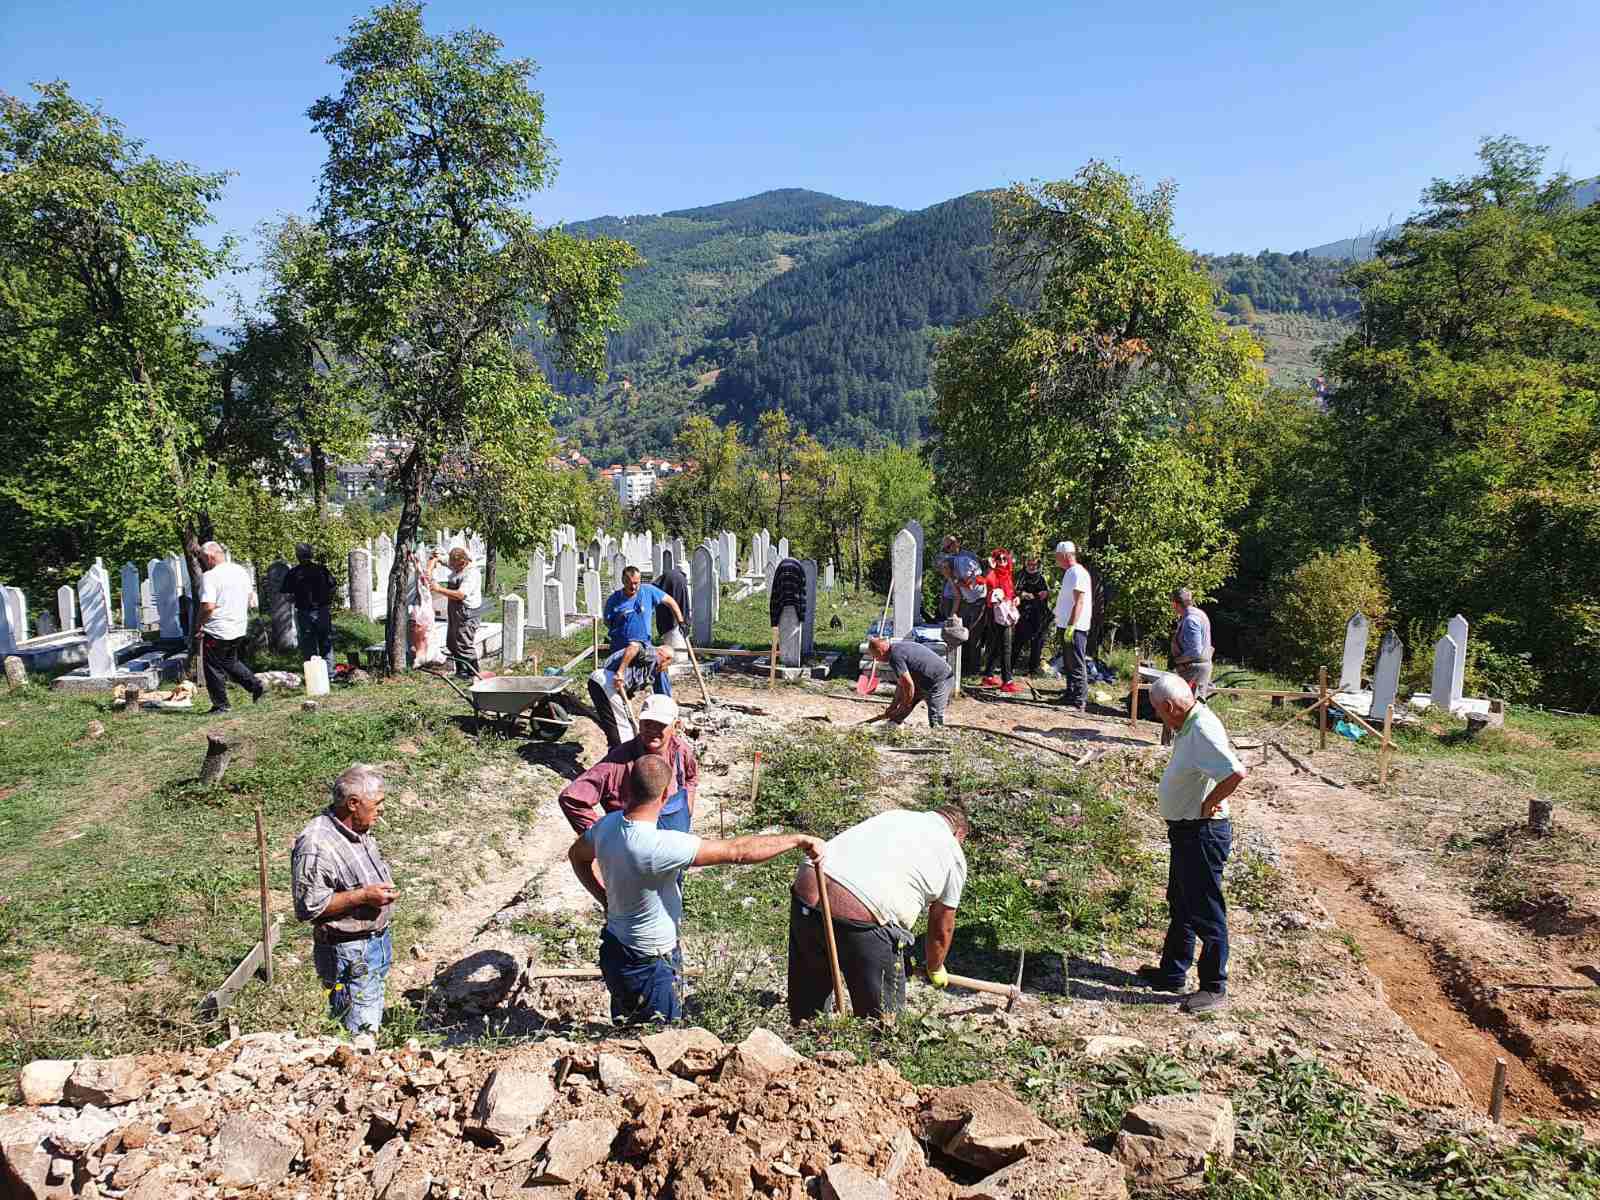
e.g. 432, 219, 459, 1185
1136, 965, 1186, 992
210, 706, 231, 715
1180, 989, 1227, 1014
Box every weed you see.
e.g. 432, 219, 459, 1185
1076, 1050, 1201, 1139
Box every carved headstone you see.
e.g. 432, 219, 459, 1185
119, 563, 141, 630
891, 529, 917, 638
1370, 631, 1403, 720
140, 578, 157, 628
1431, 635, 1460, 712
778, 605, 802, 667
267, 560, 296, 651
78, 571, 115, 677
502, 595, 524, 666
776, 537, 789, 565
348, 548, 372, 617
0, 587, 25, 650
1339, 612, 1369, 692
584, 568, 602, 616
823, 558, 834, 591
152, 561, 181, 638
691, 547, 716, 646
373, 536, 395, 621
57, 585, 77, 632
527, 551, 547, 628
906, 519, 925, 617
587, 538, 603, 571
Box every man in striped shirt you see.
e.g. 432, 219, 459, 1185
291, 765, 399, 1040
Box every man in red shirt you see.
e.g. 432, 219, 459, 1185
558, 694, 698, 835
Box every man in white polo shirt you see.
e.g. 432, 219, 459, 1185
1052, 540, 1093, 711
1137, 673, 1247, 1014
197, 540, 264, 714
569, 754, 823, 1024
787, 806, 968, 1021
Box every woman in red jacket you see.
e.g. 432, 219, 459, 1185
979, 548, 1021, 693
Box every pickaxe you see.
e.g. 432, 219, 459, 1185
907, 947, 1026, 1012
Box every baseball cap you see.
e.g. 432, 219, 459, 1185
639, 694, 679, 725
1055, 540, 1077, 556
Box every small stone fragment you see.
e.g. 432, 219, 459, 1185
64, 1057, 149, 1107
718, 1026, 803, 1084
471, 1064, 556, 1144
1112, 1093, 1235, 1191
164, 1101, 209, 1134
821, 1161, 892, 1200
212, 1114, 301, 1189
597, 1052, 642, 1093
535, 1118, 619, 1183
1081, 1036, 1147, 1060
639, 1027, 725, 1076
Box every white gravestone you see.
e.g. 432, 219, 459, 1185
587, 538, 603, 571
140, 578, 157, 628
1339, 612, 1369, 692
584, 569, 602, 616
758, 529, 771, 571
0, 586, 23, 651
671, 538, 687, 575
78, 572, 115, 677
119, 563, 141, 630
611, 553, 626, 594
801, 559, 818, 657
1431, 635, 1460, 712
1370, 631, 1403, 720
691, 547, 716, 646
267, 561, 296, 652
652, 537, 664, 579
544, 579, 564, 639
778, 605, 802, 667
823, 558, 834, 591
348, 548, 372, 617
57, 585, 77, 632
1447, 614, 1469, 705
152, 561, 181, 638
891, 529, 917, 638
502, 595, 524, 666
166, 553, 186, 598
776, 537, 789, 564
374, 536, 395, 620
558, 548, 578, 616
527, 551, 546, 628
906, 519, 925, 616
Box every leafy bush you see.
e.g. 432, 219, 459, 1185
1270, 542, 1389, 683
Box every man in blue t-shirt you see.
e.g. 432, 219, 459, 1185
604, 566, 686, 653
569, 754, 824, 1023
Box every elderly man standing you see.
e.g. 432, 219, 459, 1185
1168, 588, 1214, 699
1138, 674, 1247, 1014
429, 547, 482, 679
1052, 540, 1092, 711
559, 694, 698, 836
283, 543, 338, 676
569, 754, 823, 1024
197, 541, 264, 713
587, 641, 675, 749
291, 765, 399, 1040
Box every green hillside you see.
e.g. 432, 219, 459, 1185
548, 190, 1360, 460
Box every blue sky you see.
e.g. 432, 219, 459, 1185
6, 0, 1598, 311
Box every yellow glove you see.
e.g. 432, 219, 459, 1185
927, 966, 949, 988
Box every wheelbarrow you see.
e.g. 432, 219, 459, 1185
433, 670, 575, 741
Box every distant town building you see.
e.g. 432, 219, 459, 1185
618, 470, 655, 508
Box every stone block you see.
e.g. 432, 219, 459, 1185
1112, 1093, 1234, 1190
471, 1064, 556, 1143
640, 1027, 725, 1076
822, 1162, 891, 1200
18, 1060, 75, 1106
718, 1026, 803, 1085
597, 1052, 642, 1093
917, 1083, 1057, 1170
212, 1115, 300, 1188
960, 1139, 1129, 1200
64, 1057, 149, 1107
535, 1117, 619, 1183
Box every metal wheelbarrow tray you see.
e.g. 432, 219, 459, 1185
435, 672, 575, 741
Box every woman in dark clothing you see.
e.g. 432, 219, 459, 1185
1013, 555, 1051, 675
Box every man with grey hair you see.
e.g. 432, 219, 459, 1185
1168, 587, 1214, 699
1137, 673, 1247, 1014
283, 543, 338, 676
197, 540, 263, 713
291, 765, 399, 1039
1052, 541, 1092, 711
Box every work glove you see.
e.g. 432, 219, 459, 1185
927, 966, 949, 989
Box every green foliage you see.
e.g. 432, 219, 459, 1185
932, 164, 1266, 634
1203, 250, 1361, 320
1270, 541, 1389, 681
1077, 1051, 1201, 1138
751, 729, 878, 835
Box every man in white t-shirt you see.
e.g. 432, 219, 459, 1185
197, 541, 264, 713
1052, 540, 1093, 711
1137, 673, 1247, 1015
787, 806, 968, 1021
569, 753, 823, 1024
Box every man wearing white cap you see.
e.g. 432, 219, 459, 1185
1053, 540, 1093, 710
559, 693, 699, 836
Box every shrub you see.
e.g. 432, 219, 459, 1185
1270, 542, 1389, 684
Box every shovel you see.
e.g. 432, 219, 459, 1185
856, 593, 893, 695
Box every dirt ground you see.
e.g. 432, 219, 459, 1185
400, 672, 1600, 1131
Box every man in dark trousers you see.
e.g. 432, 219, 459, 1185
605, 566, 684, 655
859, 636, 954, 728
656, 562, 691, 650
1013, 554, 1051, 675
283, 543, 338, 676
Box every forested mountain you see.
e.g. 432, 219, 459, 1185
547, 189, 1362, 460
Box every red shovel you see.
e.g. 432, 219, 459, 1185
856, 594, 893, 695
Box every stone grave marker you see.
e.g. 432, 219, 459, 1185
776, 537, 789, 564
1447, 614, 1468, 705
119, 563, 141, 630
823, 558, 834, 591
349, 548, 372, 617
905, 519, 925, 616
1431, 635, 1460, 712
152, 561, 181, 638
1339, 612, 1369, 691
671, 538, 686, 574
502, 595, 524, 666
662, 547, 674, 575
587, 538, 603, 571
778, 605, 802, 666
267, 560, 297, 651
800, 558, 818, 658
140, 578, 157, 628
527, 551, 547, 628
611, 553, 626, 594
78, 571, 115, 676
691, 547, 716, 646
373, 536, 395, 620
757, 529, 771, 571
558, 547, 578, 615
57, 584, 77, 632
0, 586, 24, 651
652, 537, 664, 578
1370, 631, 1403, 719
891, 529, 917, 638
584, 568, 602, 616
544, 579, 563, 639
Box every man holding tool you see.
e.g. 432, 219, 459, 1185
604, 566, 684, 655
569, 754, 824, 1024
1137, 672, 1247, 1015
859, 635, 955, 728
558, 694, 698, 836
787, 806, 968, 1022
586, 641, 674, 749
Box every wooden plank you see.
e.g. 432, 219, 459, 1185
201, 915, 282, 1017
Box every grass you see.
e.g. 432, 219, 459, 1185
706, 584, 889, 660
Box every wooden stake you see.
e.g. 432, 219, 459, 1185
1490, 1058, 1507, 1122
254, 807, 273, 987
592, 613, 599, 664
1318, 667, 1329, 750
1378, 703, 1394, 786
814, 861, 848, 1017
1128, 672, 1140, 727
682, 636, 713, 709
767, 626, 778, 689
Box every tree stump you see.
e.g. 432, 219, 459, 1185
1466, 713, 1491, 739
122, 687, 141, 712
1528, 797, 1554, 837
201, 734, 237, 785
4, 655, 26, 689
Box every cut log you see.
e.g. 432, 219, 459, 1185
201, 734, 237, 785
1527, 797, 1554, 837
4, 655, 25, 689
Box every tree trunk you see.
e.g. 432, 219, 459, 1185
385, 454, 425, 676
484, 541, 498, 595
310, 445, 328, 517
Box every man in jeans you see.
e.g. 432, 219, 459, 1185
291, 765, 399, 1042
283, 543, 338, 676
859, 636, 954, 728
1137, 674, 1247, 1014
568, 754, 823, 1024
1052, 540, 1092, 710
197, 541, 264, 713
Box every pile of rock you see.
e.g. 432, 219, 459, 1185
3, 1027, 1235, 1198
